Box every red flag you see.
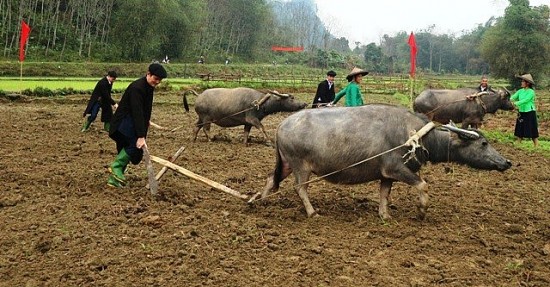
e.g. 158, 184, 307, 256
407, 32, 417, 77
19, 20, 31, 62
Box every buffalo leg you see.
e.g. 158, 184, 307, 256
293, 170, 315, 217
243, 125, 252, 144
192, 120, 203, 141
382, 167, 429, 220
261, 151, 292, 199
247, 118, 273, 144
416, 181, 429, 220
202, 123, 212, 141
378, 179, 394, 220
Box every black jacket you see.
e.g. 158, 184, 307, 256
109, 77, 154, 138
476, 84, 494, 93
312, 80, 335, 108
83, 76, 115, 122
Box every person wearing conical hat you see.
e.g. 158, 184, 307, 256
331, 67, 368, 107
511, 73, 538, 147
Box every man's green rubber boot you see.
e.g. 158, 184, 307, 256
107, 175, 123, 188
109, 149, 130, 183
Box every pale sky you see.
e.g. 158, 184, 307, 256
315, 0, 549, 46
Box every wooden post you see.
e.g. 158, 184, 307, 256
409, 74, 415, 110
20, 62, 23, 95
150, 155, 247, 199
146, 146, 185, 189
142, 144, 159, 195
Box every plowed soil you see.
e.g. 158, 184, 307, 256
1, 93, 549, 287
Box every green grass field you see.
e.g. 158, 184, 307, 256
0, 77, 201, 92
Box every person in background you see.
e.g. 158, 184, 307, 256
106, 63, 167, 188
312, 70, 337, 108
81, 71, 118, 132
476, 75, 494, 93
331, 67, 368, 107
511, 73, 538, 147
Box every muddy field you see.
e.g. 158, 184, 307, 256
1, 92, 549, 286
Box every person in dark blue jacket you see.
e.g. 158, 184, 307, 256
107, 63, 167, 188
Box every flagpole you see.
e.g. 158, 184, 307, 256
19, 20, 31, 95
407, 31, 417, 110
409, 75, 414, 109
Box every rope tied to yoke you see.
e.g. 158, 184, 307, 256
466, 91, 489, 112
252, 93, 272, 110
403, 121, 436, 164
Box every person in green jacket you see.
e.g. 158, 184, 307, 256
511, 73, 538, 147
331, 67, 368, 107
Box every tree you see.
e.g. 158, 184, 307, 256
363, 43, 384, 72
480, 0, 550, 86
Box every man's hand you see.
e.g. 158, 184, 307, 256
136, 137, 146, 149
113, 103, 118, 110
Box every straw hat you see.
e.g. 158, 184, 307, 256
515, 73, 535, 85
346, 67, 369, 82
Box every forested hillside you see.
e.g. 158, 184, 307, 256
1, 0, 549, 82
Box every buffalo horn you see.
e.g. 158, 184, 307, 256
268, 90, 290, 98
502, 87, 511, 96
442, 123, 480, 139
476, 91, 489, 97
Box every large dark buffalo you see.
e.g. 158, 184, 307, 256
413, 88, 514, 128
261, 104, 511, 220
184, 88, 307, 144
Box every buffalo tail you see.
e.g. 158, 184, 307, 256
182, 90, 199, 112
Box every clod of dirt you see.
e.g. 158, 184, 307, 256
35, 240, 51, 253
140, 215, 164, 227
505, 224, 524, 235
543, 244, 550, 256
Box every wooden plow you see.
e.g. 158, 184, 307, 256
144, 145, 247, 200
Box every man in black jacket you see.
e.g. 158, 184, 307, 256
107, 63, 167, 188
312, 70, 337, 108
81, 71, 118, 132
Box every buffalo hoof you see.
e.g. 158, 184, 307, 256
416, 207, 427, 220
379, 213, 392, 221
306, 210, 319, 218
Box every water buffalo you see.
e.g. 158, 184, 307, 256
184, 88, 307, 144
260, 104, 511, 220
413, 88, 514, 128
